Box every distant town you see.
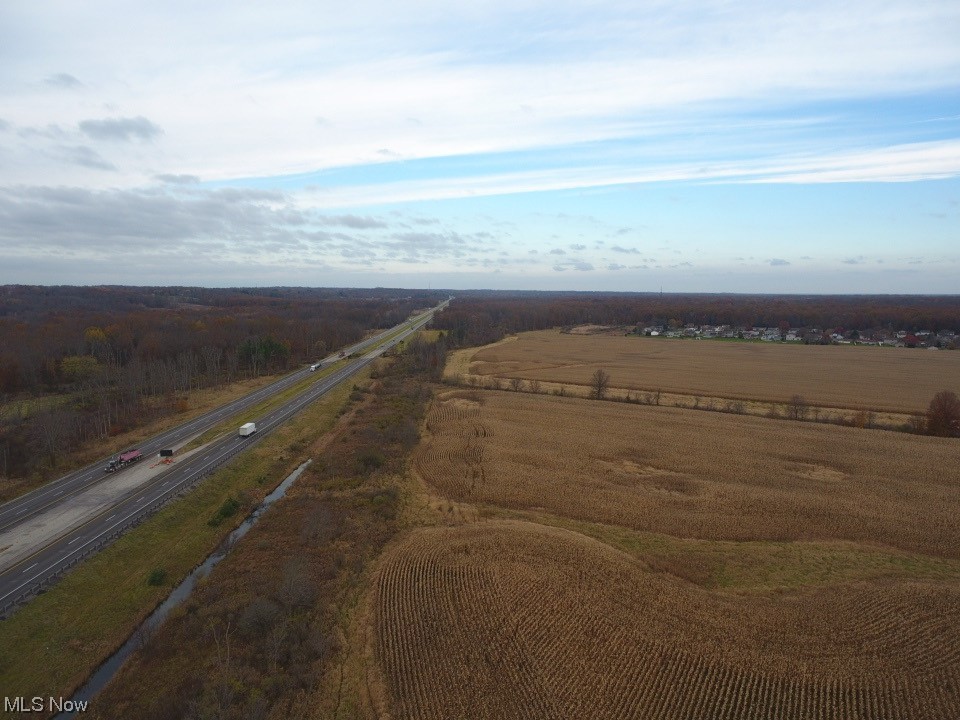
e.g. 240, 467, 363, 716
633, 324, 958, 349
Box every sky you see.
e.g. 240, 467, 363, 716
1, 1, 958, 293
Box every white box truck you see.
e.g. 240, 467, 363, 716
239, 422, 257, 438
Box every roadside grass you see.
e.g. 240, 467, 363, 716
365, 316, 428, 353
416, 329, 442, 342
493, 508, 960, 592
0, 370, 363, 706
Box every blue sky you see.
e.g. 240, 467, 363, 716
1, 1, 958, 292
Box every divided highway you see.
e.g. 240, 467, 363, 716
0, 300, 447, 616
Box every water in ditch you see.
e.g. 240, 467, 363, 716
55, 459, 313, 718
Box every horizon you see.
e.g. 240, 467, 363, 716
2, 2, 958, 292
4, 282, 960, 300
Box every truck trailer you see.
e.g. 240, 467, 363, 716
239, 422, 257, 438
104, 448, 143, 473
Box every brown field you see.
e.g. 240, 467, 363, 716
376, 522, 959, 720
451, 330, 960, 414
371, 389, 960, 719
415, 391, 960, 557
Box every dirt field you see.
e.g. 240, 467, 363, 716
450, 330, 960, 414
371, 389, 960, 719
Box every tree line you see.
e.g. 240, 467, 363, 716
432, 292, 960, 347
0, 286, 443, 480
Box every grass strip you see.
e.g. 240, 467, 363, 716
491, 508, 960, 591
180, 360, 349, 452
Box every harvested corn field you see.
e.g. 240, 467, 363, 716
370, 388, 960, 719
374, 522, 960, 720
414, 390, 960, 558
454, 330, 960, 413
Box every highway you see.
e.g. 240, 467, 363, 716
0, 300, 447, 616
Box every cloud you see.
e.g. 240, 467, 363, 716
44, 73, 82, 88
553, 260, 595, 272
769, 258, 790, 266
2, 1, 958, 197
18, 124, 69, 140
294, 138, 960, 209
156, 173, 201, 185
1, 183, 955, 291
610, 245, 641, 254
842, 256, 866, 265
549, 248, 566, 255
59, 145, 116, 171
79, 116, 163, 142
0, 186, 308, 254
383, 230, 488, 261
319, 214, 388, 229
569, 243, 586, 250
0, 119, 10, 132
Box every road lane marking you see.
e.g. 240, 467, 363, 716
68, 536, 80, 544
22, 563, 37, 573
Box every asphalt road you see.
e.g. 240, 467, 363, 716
0, 301, 446, 616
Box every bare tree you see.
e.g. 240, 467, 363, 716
509, 377, 524, 392
528, 379, 541, 394
787, 394, 809, 421
209, 619, 234, 717
927, 390, 960, 437
590, 368, 610, 400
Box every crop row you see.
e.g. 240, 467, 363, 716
374, 524, 960, 719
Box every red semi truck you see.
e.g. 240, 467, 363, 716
104, 448, 143, 473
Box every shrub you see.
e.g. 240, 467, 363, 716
208, 497, 241, 526
926, 390, 960, 437
357, 448, 386, 472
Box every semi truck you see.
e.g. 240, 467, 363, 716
239, 422, 257, 438
104, 448, 143, 473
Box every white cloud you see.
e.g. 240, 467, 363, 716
293, 140, 960, 207
2, 1, 958, 188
